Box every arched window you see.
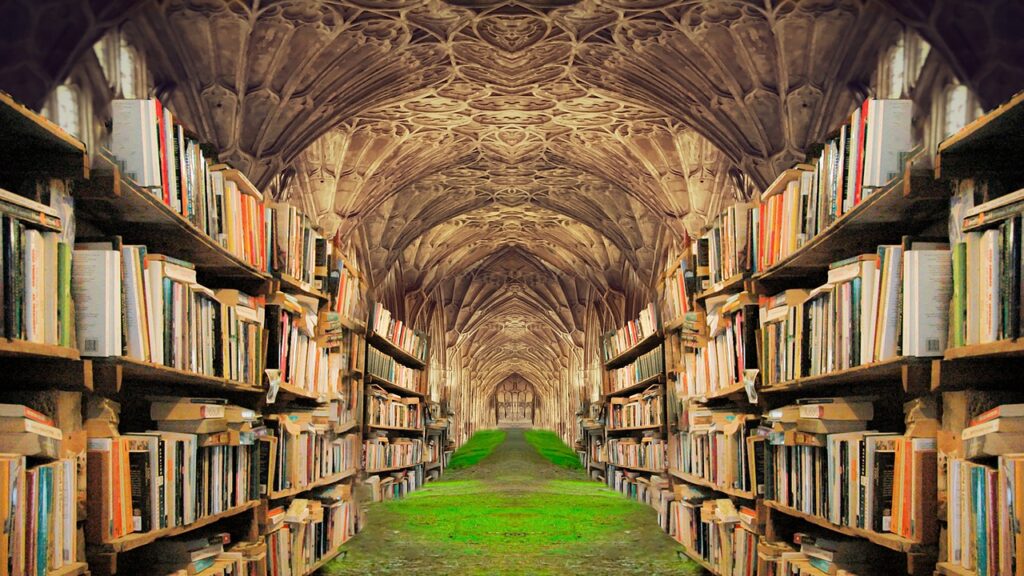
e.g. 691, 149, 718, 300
942, 84, 981, 140
91, 28, 149, 99
878, 35, 906, 99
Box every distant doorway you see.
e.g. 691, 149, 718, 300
493, 376, 537, 428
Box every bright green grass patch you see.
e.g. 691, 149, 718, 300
524, 429, 583, 469
447, 429, 506, 469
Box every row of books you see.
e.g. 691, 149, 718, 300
667, 485, 759, 576
330, 375, 361, 431
146, 533, 265, 576
111, 99, 270, 273
363, 437, 422, 473
327, 254, 364, 326
670, 410, 758, 494
697, 202, 753, 288
605, 346, 663, 393
607, 386, 663, 430
73, 244, 265, 382
366, 468, 424, 502
0, 189, 73, 346
682, 293, 758, 397
271, 203, 325, 292
367, 346, 422, 393
662, 257, 695, 326
754, 98, 913, 272
606, 468, 670, 506
264, 484, 357, 576
266, 293, 342, 396
366, 386, 422, 430
606, 437, 667, 471
947, 454, 1024, 576
601, 302, 659, 363
759, 245, 950, 387
0, 456, 77, 576
87, 397, 261, 543
369, 302, 428, 363
263, 412, 359, 494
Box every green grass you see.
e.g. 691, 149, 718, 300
447, 429, 507, 469
524, 429, 583, 469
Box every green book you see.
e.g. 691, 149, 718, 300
56, 242, 72, 347
952, 242, 967, 347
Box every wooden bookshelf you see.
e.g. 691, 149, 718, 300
588, 461, 606, 471
934, 562, 975, 576
943, 338, 1024, 361
267, 468, 357, 500
602, 373, 663, 398
764, 500, 927, 553
604, 331, 663, 370
91, 356, 263, 395
276, 381, 330, 403
0, 91, 88, 180
759, 356, 931, 396
691, 381, 750, 403
367, 424, 424, 433
679, 543, 720, 575
276, 273, 328, 302
366, 373, 425, 398
752, 157, 947, 292
74, 154, 272, 295
365, 462, 421, 474
695, 272, 746, 303
96, 500, 260, 553
609, 462, 666, 474
302, 541, 349, 576
48, 562, 91, 576
668, 469, 756, 500
935, 89, 1024, 179
0, 339, 93, 390
337, 315, 367, 333
606, 423, 665, 433
367, 331, 426, 369
335, 420, 359, 434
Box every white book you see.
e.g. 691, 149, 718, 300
863, 100, 913, 189
980, 229, 1000, 343
877, 246, 903, 361
72, 249, 122, 357
164, 108, 178, 213
121, 247, 147, 361
845, 105, 862, 213
146, 258, 165, 364
903, 249, 952, 356
966, 231, 982, 344
22, 229, 43, 343
111, 99, 160, 188
42, 232, 58, 344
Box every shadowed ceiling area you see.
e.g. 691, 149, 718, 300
2, 0, 1012, 433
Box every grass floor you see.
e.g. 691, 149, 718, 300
322, 429, 699, 576
447, 429, 506, 469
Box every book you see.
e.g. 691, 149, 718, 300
972, 404, 1024, 426
72, 248, 122, 357
963, 417, 1024, 440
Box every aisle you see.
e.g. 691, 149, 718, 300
322, 429, 699, 576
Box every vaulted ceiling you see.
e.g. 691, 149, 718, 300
5, 0, 1018, 415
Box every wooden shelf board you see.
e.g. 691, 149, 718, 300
753, 160, 947, 290
0, 91, 88, 179
764, 500, 926, 553
267, 469, 356, 500
0, 338, 80, 361
93, 356, 263, 395
0, 339, 92, 390
335, 420, 359, 434
337, 315, 366, 333
678, 542, 720, 575
604, 331, 664, 370
74, 154, 271, 294
934, 562, 975, 576
365, 374, 425, 398
276, 273, 328, 302
609, 463, 667, 474
588, 461, 606, 471
365, 462, 421, 474
603, 373, 664, 398
367, 424, 424, 433
936, 90, 1024, 179
606, 423, 665, 433
944, 338, 1024, 361
695, 273, 747, 303
366, 331, 426, 369
692, 382, 750, 403
277, 382, 329, 403
97, 500, 259, 553
668, 469, 756, 500
760, 357, 929, 394
47, 562, 90, 576
302, 541, 349, 576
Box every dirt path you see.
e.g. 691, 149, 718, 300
321, 429, 700, 576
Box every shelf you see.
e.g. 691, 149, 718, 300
48, 562, 90, 576
944, 338, 1024, 361
92, 356, 264, 395
96, 500, 259, 553
337, 315, 366, 333
0, 91, 89, 180
366, 331, 426, 369
764, 500, 927, 553
934, 562, 975, 576
302, 541, 349, 576
366, 373, 425, 398
760, 357, 932, 396
365, 462, 421, 474
74, 154, 272, 295
602, 373, 664, 398
932, 340, 1024, 391
0, 339, 93, 390
608, 463, 666, 474
691, 382, 750, 403
267, 468, 357, 500
604, 331, 664, 370
668, 469, 756, 500
752, 160, 948, 292
335, 420, 359, 434
606, 423, 665, 433
276, 273, 328, 302
588, 461, 606, 471
276, 382, 330, 403
936, 90, 1024, 179
425, 461, 442, 471
678, 543, 720, 575
367, 424, 424, 433
695, 273, 747, 304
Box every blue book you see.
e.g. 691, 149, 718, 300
36, 466, 52, 576
973, 466, 988, 576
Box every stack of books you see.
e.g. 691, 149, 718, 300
266, 292, 341, 397
601, 302, 659, 362
607, 437, 666, 470
685, 292, 758, 397
0, 188, 73, 346
363, 437, 422, 472
607, 386, 663, 430
605, 346, 663, 392
754, 98, 913, 272
369, 302, 428, 362
111, 99, 270, 273
698, 202, 752, 288
671, 410, 758, 493
367, 346, 421, 391
366, 385, 422, 429
263, 411, 359, 493
147, 532, 235, 575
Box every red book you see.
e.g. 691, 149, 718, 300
854, 98, 870, 206
154, 99, 171, 206
970, 404, 1024, 426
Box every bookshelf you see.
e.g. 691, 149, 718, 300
97, 501, 261, 554
91, 357, 265, 395
667, 469, 756, 500
0, 91, 89, 180
934, 90, 1024, 179
603, 330, 662, 370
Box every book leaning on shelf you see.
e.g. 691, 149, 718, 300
607, 386, 663, 430
366, 346, 422, 392
601, 302, 659, 362
264, 483, 358, 576
72, 245, 265, 384
759, 245, 951, 387
667, 485, 758, 576
670, 409, 758, 493
110, 99, 270, 273
754, 98, 914, 273
0, 187, 73, 346
261, 410, 359, 494
605, 346, 663, 393
266, 292, 342, 397
369, 302, 428, 363
366, 385, 422, 430
682, 292, 758, 397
